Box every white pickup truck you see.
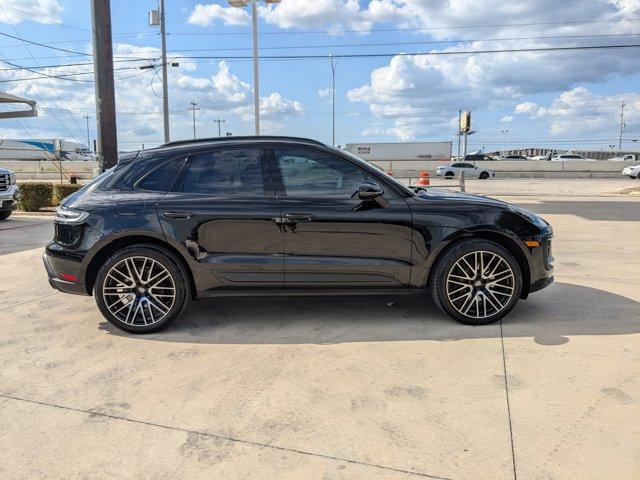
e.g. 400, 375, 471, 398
0, 166, 19, 220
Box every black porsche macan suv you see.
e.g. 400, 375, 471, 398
44, 136, 554, 333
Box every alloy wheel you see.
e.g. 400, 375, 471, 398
446, 250, 515, 319
102, 256, 176, 326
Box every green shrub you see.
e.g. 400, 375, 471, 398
17, 182, 54, 212
52, 184, 83, 205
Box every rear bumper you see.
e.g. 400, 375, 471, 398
43, 250, 89, 296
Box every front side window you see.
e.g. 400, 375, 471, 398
274, 148, 369, 198
178, 148, 264, 195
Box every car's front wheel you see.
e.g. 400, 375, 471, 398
445, 171, 454, 179
0, 210, 11, 220
95, 245, 189, 333
430, 239, 522, 325
479, 171, 490, 179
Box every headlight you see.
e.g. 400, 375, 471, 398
509, 205, 548, 228
55, 206, 89, 224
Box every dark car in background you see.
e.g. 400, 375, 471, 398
44, 136, 554, 333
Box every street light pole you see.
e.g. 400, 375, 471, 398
501, 129, 509, 154
83, 114, 90, 149
618, 101, 625, 150
251, 0, 259, 135
160, 0, 170, 143
330, 54, 336, 146
229, 0, 280, 136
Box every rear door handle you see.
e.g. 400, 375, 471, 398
163, 211, 194, 219
284, 213, 316, 222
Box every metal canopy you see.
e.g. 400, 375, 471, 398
0, 91, 37, 119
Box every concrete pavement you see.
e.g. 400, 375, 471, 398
0, 179, 638, 479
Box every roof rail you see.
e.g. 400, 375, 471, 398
161, 135, 326, 148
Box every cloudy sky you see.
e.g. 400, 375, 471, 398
0, 0, 639, 152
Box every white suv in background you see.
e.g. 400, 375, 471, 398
0, 167, 19, 220
622, 165, 640, 179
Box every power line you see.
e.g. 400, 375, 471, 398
172, 42, 640, 61
0, 65, 148, 83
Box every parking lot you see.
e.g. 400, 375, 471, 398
0, 178, 638, 479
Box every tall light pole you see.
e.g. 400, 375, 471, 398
501, 129, 509, 154
188, 101, 199, 139
228, 0, 280, 135
83, 114, 90, 149
330, 54, 336, 146
149, 1, 170, 143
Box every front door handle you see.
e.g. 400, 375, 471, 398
163, 211, 195, 219
284, 213, 316, 222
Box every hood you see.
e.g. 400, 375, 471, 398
414, 188, 509, 207
0, 167, 12, 174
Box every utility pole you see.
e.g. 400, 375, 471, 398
90, 0, 118, 172
83, 114, 90, 149
501, 129, 509, 154
212, 117, 225, 137
189, 101, 200, 139
251, 0, 259, 135
619, 101, 625, 150
160, 0, 170, 143
330, 54, 336, 146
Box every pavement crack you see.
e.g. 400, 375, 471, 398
0, 292, 59, 312
0, 393, 451, 480
499, 319, 518, 480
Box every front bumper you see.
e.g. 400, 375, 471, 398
524, 233, 554, 297
0, 185, 19, 211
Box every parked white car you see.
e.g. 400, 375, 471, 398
609, 154, 638, 162
550, 153, 595, 161
622, 164, 640, 179
436, 162, 494, 179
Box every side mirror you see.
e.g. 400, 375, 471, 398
357, 181, 384, 200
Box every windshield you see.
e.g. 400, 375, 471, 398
331, 147, 415, 196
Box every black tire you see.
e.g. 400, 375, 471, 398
444, 171, 454, 179
0, 210, 11, 220
430, 239, 522, 325
479, 171, 490, 179
95, 244, 189, 333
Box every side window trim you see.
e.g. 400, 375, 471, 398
170, 146, 275, 197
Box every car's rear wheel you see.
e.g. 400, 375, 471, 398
479, 171, 490, 179
0, 210, 11, 220
445, 171, 454, 179
430, 239, 522, 325
95, 245, 189, 333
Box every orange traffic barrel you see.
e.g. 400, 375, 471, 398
415, 171, 430, 186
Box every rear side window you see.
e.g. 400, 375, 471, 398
178, 148, 264, 195
138, 157, 185, 192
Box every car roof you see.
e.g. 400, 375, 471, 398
148, 136, 326, 155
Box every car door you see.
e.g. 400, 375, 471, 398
156, 146, 284, 292
268, 146, 414, 289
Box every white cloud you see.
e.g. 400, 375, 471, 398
515, 102, 538, 114
0, 0, 62, 25
187, 3, 250, 27
234, 92, 304, 121
318, 88, 332, 99
501, 115, 513, 123
517, 87, 640, 136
